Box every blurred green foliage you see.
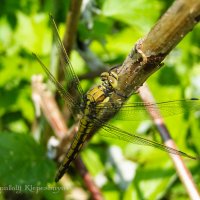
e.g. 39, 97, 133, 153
0, 0, 200, 200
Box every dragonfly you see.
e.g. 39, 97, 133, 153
33, 15, 199, 182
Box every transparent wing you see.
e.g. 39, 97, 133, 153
32, 53, 80, 115
95, 99, 200, 121
94, 118, 197, 160
49, 14, 84, 107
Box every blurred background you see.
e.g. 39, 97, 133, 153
0, 0, 200, 199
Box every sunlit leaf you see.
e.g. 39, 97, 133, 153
0, 132, 56, 188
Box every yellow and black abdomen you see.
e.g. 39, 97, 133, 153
55, 116, 94, 182
55, 85, 108, 182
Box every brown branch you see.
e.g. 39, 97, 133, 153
31, 75, 67, 139
63, 0, 82, 56
138, 85, 200, 200
112, 0, 200, 100
57, 0, 82, 83
75, 158, 104, 200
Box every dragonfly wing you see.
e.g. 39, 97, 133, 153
49, 14, 84, 107
94, 118, 197, 160
33, 53, 80, 115
96, 99, 200, 121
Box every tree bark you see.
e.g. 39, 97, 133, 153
113, 0, 200, 100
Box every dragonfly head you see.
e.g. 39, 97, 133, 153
100, 71, 118, 90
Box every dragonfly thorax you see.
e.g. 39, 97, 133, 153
86, 85, 109, 104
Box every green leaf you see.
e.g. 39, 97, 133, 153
102, 0, 162, 32
0, 132, 56, 189
123, 161, 176, 200
14, 12, 51, 55
82, 145, 106, 176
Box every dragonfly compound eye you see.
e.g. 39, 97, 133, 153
108, 71, 118, 89
100, 72, 109, 82
100, 71, 118, 89
110, 71, 118, 80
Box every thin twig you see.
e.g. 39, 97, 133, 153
77, 42, 107, 72
139, 84, 200, 200
75, 158, 104, 200
63, 0, 82, 56
58, 0, 83, 83
78, 68, 105, 81
31, 75, 67, 139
